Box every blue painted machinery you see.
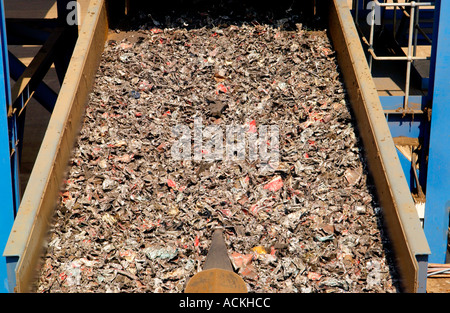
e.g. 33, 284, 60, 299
0, 0, 17, 294
352, 0, 449, 265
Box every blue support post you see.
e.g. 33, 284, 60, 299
423, 0, 450, 264
0, 0, 20, 293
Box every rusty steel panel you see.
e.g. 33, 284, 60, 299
185, 269, 248, 293
328, 0, 430, 293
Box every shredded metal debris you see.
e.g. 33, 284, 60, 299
36, 8, 400, 293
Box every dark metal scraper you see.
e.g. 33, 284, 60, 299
184, 229, 247, 293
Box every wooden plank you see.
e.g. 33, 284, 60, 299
3, 0, 108, 293
427, 277, 450, 293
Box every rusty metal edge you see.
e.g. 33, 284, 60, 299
2, 0, 108, 292
328, 0, 430, 293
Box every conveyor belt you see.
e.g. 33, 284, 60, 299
1, 0, 433, 293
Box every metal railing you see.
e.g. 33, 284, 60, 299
354, 1, 435, 113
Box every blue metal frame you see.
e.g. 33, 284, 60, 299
354, 0, 450, 264
379, 95, 427, 192
0, 0, 20, 293
8, 51, 57, 113
352, 1, 450, 264
423, 0, 450, 264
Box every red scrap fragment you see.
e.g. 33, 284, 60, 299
156, 142, 167, 152
230, 252, 254, 269
240, 264, 258, 280
249, 204, 260, 215
322, 47, 332, 56
194, 236, 200, 247
221, 208, 232, 217
217, 83, 227, 93
270, 246, 276, 256
59, 272, 67, 282
230, 252, 258, 279
307, 271, 323, 280
167, 179, 177, 188
248, 120, 257, 133
263, 176, 283, 192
